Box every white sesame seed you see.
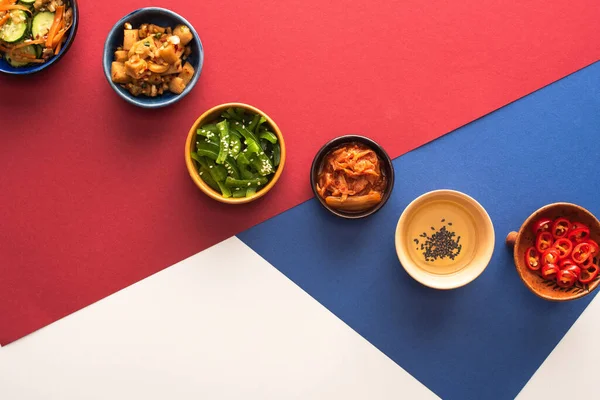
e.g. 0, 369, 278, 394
209, 166, 213, 169
199, 172, 203, 175
248, 182, 251, 186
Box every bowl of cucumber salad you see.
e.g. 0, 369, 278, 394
185, 103, 286, 204
0, 0, 78, 75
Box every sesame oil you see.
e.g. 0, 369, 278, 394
406, 200, 477, 275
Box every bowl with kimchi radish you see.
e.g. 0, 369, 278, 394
310, 135, 394, 219
102, 7, 203, 108
506, 203, 600, 302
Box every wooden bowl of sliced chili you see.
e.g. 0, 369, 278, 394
310, 135, 394, 219
506, 203, 600, 301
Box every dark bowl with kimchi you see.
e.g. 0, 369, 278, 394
310, 135, 394, 219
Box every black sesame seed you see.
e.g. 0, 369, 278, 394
418, 224, 463, 262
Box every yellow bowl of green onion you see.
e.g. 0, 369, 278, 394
185, 103, 286, 204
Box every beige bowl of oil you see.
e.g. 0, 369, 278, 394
395, 190, 495, 289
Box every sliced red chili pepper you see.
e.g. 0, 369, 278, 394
556, 269, 577, 288
553, 238, 573, 259
570, 222, 587, 232
524, 247, 541, 271
541, 248, 560, 266
585, 239, 599, 256
559, 258, 576, 269
564, 264, 581, 279
536, 232, 554, 253
572, 242, 592, 264
568, 227, 590, 244
541, 263, 559, 280
551, 218, 571, 239
580, 255, 594, 268
579, 264, 600, 284
532, 218, 553, 235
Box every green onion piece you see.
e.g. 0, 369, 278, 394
225, 176, 268, 187
231, 124, 261, 148
247, 114, 260, 133
190, 151, 203, 164
272, 143, 281, 167
216, 120, 230, 164
199, 166, 219, 191
232, 189, 247, 198
200, 124, 219, 134
196, 142, 219, 160
229, 136, 242, 158
236, 153, 255, 179
249, 153, 274, 176
224, 157, 241, 179
246, 139, 262, 155
259, 131, 278, 144
217, 181, 232, 198
254, 116, 267, 134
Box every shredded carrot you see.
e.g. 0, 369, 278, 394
45, 5, 64, 48
0, 4, 31, 13
0, 13, 9, 27
11, 38, 45, 49
13, 52, 36, 59
52, 29, 67, 46
8, 38, 45, 58
54, 40, 62, 55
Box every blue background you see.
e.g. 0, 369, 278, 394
240, 62, 600, 399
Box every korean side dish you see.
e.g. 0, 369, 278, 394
190, 107, 281, 199
111, 22, 194, 97
0, 0, 73, 67
524, 217, 599, 288
316, 142, 387, 212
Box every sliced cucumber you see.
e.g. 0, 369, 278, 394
31, 11, 54, 40
0, 10, 29, 43
5, 44, 37, 67
19, 0, 37, 4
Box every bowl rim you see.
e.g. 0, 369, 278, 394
184, 102, 286, 204
0, 0, 79, 75
102, 7, 203, 109
309, 134, 395, 219
511, 202, 600, 302
395, 189, 495, 290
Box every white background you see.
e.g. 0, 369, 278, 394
0, 238, 437, 400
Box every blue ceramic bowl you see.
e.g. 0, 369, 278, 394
102, 7, 203, 109
0, 0, 79, 75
